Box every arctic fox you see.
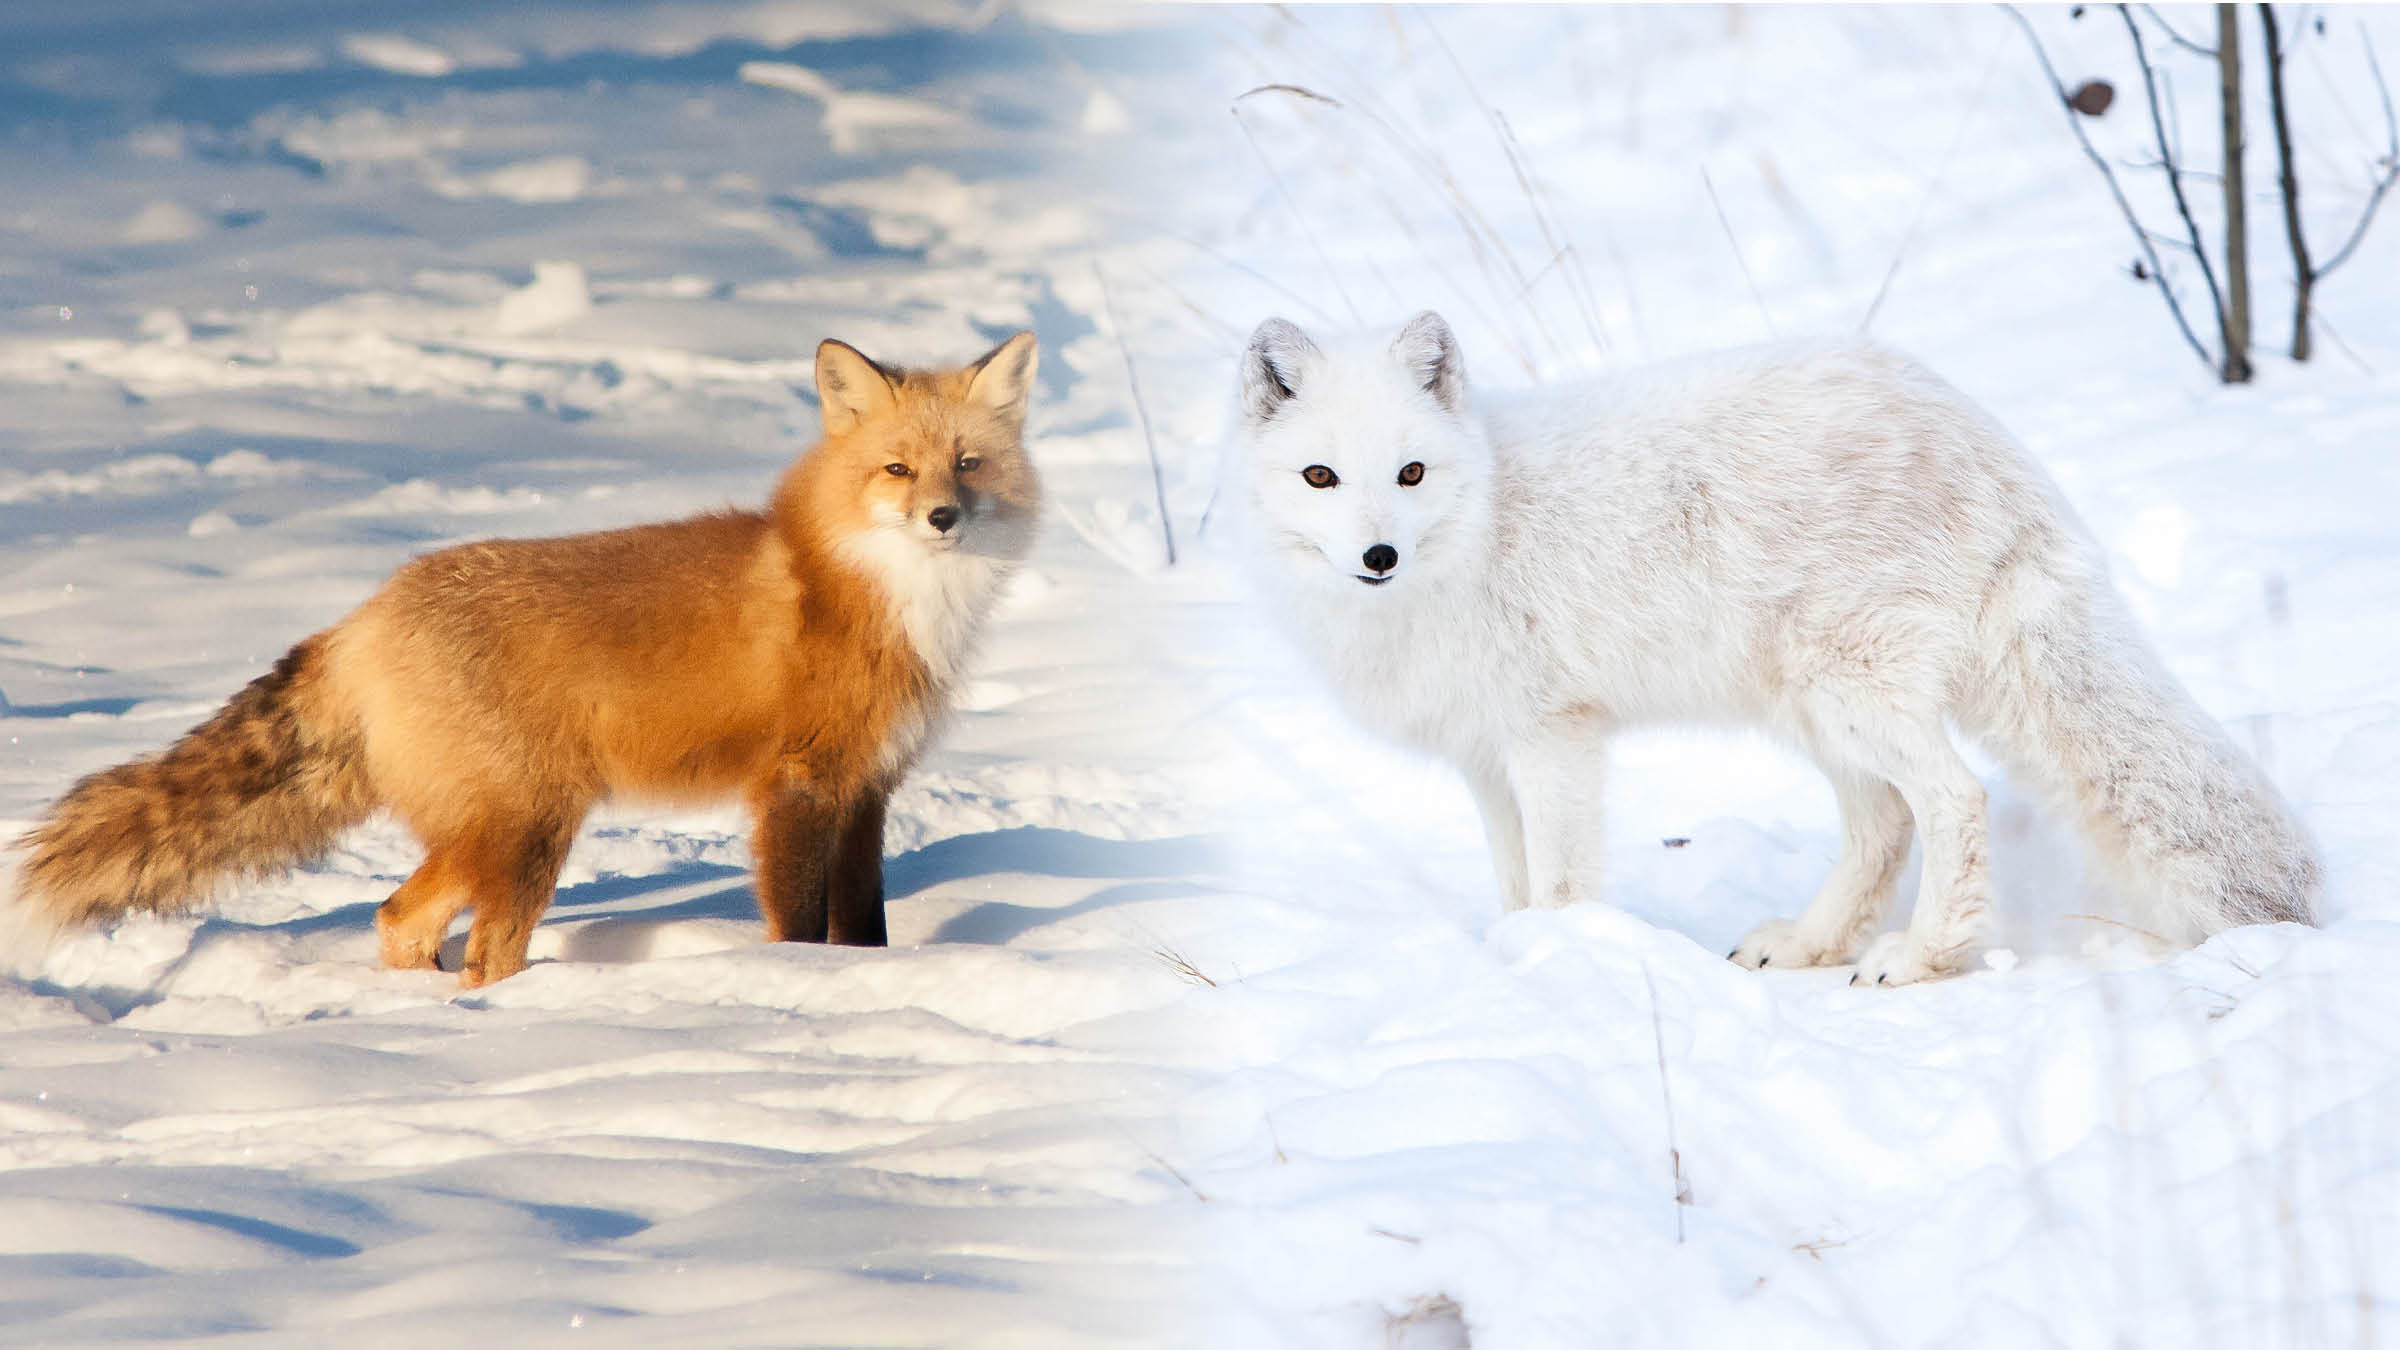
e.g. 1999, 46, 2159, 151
1232, 313, 2317, 985
13, 332, 1041, 986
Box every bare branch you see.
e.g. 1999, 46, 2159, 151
1234, 83, 1342, 108
2262, 2, 2316, 358
2138, 3, 2218, 58
2315, 28, 2400, 279
1700, 166, 1775, 338
2120, 4, 2238, 368
2001, 4, 2216, 371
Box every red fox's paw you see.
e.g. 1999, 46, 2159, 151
456, 953, 526, 989
1848, 932, 1972, 987
1727, 918, 1855, 970
376, 909, 444, 971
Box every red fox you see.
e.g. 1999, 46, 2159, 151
11, 332, 1041, 986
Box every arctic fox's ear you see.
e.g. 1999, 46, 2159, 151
965, 330, 1039, 425
1241, 317, 1319, 427
817, 339, 898, 436
1392, 311, 1466, 414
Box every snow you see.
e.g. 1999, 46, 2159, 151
2, 4, 2398, 1347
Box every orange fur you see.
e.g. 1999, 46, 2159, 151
12, 331, 1042, 985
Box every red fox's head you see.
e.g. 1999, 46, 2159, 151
800, 332, 1042, 563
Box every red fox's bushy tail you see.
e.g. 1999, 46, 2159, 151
11, 637, 376, 929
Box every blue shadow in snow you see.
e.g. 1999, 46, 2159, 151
543, 825, 1225, 951
0, 694, 142, 719
0, 18, 1188, 138
135, 1205, 361, 1260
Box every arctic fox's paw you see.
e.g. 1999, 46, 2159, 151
1727, 918, 1853, 970
1849, 932, 1971, 987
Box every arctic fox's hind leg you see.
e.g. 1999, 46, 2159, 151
1841, 714, 1996, 986
1730, 776, 1913, 969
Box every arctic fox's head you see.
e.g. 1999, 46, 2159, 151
1233, 312, 1492, 594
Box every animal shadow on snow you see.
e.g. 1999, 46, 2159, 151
533, 825, 1227, 966
28, 826, 1222, 1006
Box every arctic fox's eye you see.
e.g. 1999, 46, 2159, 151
1397, 461, 1425, 486
884, 462, 912, 477
1302, 465, 1339, 489
957, 455, 982, 473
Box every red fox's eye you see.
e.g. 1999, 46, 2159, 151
1397, 461, 1425, 486
957, 456, 982, 473
884, 462, 912, 477
1302, 464, 1339, 489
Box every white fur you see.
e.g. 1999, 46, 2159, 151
1232, 316, 2320, 985
835, 502, 1020, 780
840, 509, 1015, 689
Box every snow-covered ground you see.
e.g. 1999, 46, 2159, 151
4, 4, 2399, 1347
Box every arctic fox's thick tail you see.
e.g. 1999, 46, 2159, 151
10, 637, 376, 929
1977, 568, 2319, 942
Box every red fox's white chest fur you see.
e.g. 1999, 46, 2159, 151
12, 332, 1042, 986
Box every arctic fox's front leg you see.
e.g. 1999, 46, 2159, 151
1470, 769, 1532, 912
1503, 725, 1610, 911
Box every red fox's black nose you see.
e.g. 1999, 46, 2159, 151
1362, 543, 1398, 574
927, 505, 961, 533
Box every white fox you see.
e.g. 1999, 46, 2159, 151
1231, 313, 2318, 985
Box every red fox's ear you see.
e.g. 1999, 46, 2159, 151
964, 331, 1039, 424
816, 339, 898, 435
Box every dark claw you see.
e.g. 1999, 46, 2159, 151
1877, 973, 1890, 985
1848, 972, 1861, 986
1726, 947, 1739, 960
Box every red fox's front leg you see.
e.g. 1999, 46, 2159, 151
826, 791, 889, 947
751, 771, 843, 943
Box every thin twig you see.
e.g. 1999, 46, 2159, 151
1120, 213, 1341, 329
1863, 27, 2008, 330
2063, 911, 2176, 946
2309, 301, 2377, 375
2001, 4, 2216, 371
1231, 102, 1363, 326
1116, 1122, 1210, 1203
2139, 3, 2218, 59
1237, 82, 1341, 107
1093, 260, 1177, 568
1640, 960, 1691, 1244
1235, 33, 1545, 375
1418, 10, 1608, 357
2315, 29, 2400, 279
2120, 3, 2237, 372
1152, 944, 1215, 987
1700, 166, 1774, 338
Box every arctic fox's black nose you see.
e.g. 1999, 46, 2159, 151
927, 505, 962, 533
1362, 543, 1398, 574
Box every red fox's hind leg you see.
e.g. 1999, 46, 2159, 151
457, 814, 578, 988
377, 850, 469, 971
